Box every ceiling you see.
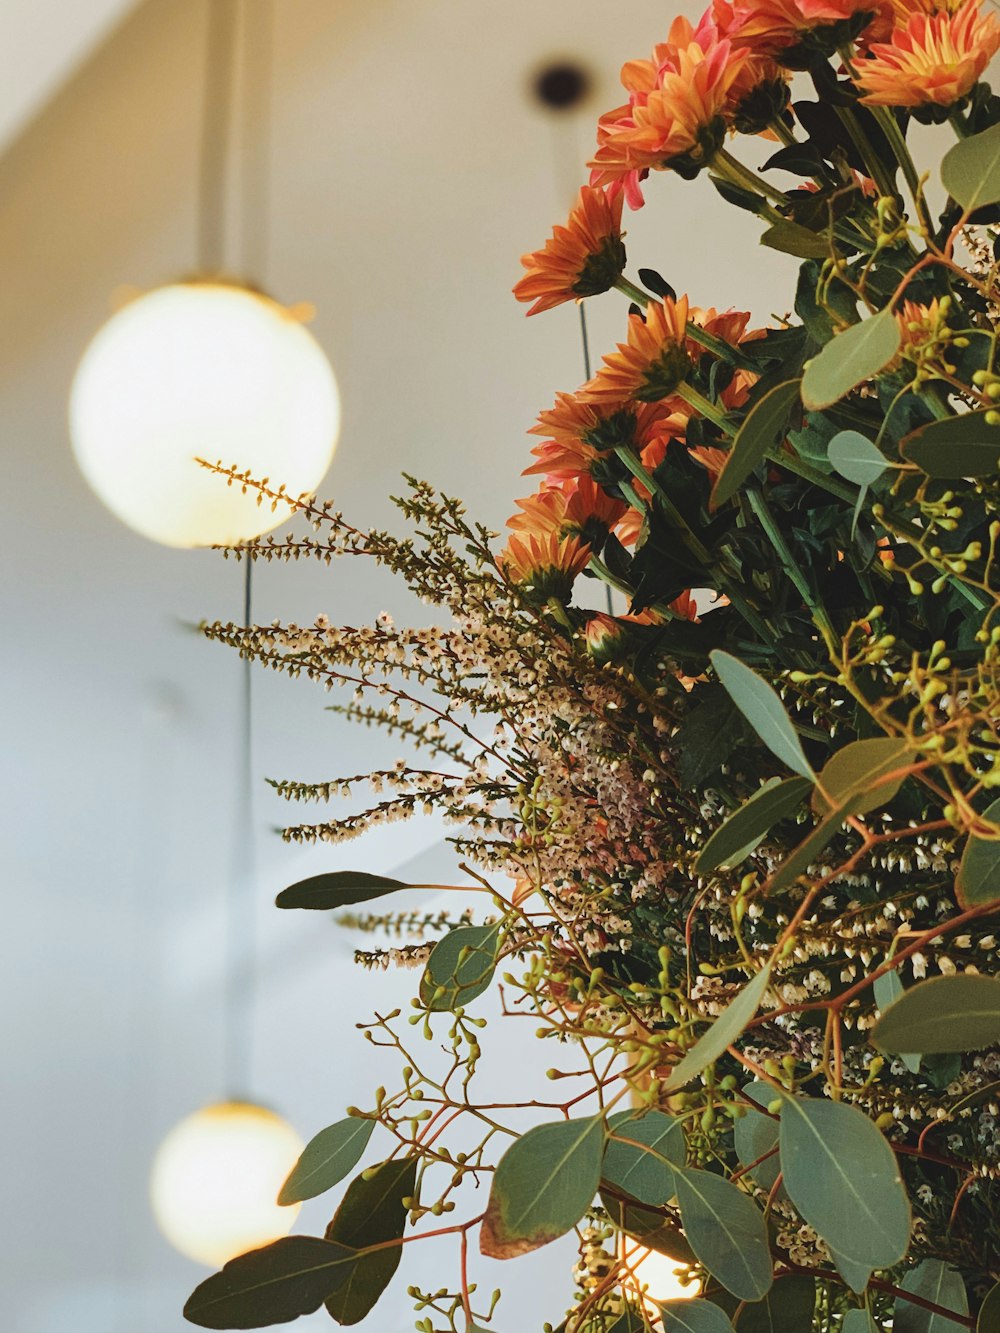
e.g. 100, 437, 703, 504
0, 1, 801, 1328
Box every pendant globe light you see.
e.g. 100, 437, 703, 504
80, 0, 310, 1267
69, 0, 339, 549
70, 279, 339, 548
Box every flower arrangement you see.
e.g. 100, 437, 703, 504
183, 3, 1000, 1330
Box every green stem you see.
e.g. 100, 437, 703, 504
674, 380, 735, 433
769, 117, 797, 148
614, 445, 712, 565
587, 555, 632, 598
714, 147, 791, 210
762, 446, 857, 505
869, 105, 933, 237
746, 485, 837, 645
614, 446, 779, 646
948, 109, 970, 139
614, 276, 650, 307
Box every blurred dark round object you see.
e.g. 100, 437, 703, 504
533, 62, 590, 111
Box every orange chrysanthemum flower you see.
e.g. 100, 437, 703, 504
499, 531, 592, 603
720, 0, 887, 57
589, 17, 748, 206
513, 186, 627, 316
525, 392, 685, 482
581, 296, 692, 404
854, 4, 1000, 105
507, 477, 627, 544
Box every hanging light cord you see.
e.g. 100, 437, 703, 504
198, 0, 238, 274
201, 0, 275, 1100
224, 558, 257, 1100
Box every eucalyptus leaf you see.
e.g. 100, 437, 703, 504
481, 1115, 605, 1258
663, 965, 772, 1093
710, 650, 815, 779
696, 777, 813, 874
278, 1116, 375, 1206
735, 1274, 816, 1333
765, 805, 846, 894
979, 1280, 1000, 1332
732, 1082, 782, 1196
276, 871, 409, 911
872, 974, 1000, 1054
183, 1236, 359, 1329
812, 737, 913, 819
956, 796, 1000, 908
895, 1259, 969, 1333
801, 307, 900, 411
760, 220, 831, 260
830, 1247, 875, 1296
660, 1299, 734, 1333
672, 1167, 773, 1301
419, 921, 501, 1012
602, 1109, 685, 1205
607, 1310, 650, 1333
710, 380, 801, 509
901, 409, 1000, 478
323, 1156, 417, 1325
941, 120, 1000, 212
827, 430, 889, 486
842, 1311, 877, 1333
779, 1095, 911, 1269
600, 1190, 698, 1265
872, 970, 921, 1074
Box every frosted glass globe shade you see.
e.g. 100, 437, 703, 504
632, 1247, 701, 1313
70, 282, 340, 548
150, 1101, 303, 1267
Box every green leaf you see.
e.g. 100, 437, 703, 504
710, 380, 801, 509
481, 1116, 605, 1258
183, 1236, 359, 1329
941, 120, 1000, 212
276, 871, 409, 911
695, 777, 813, 874
827, 430, 889, 486
710, 651, 815, 779
660, 1299, 735, 1333
842, 1312, 877, 1333
760, 220, 831, 260
801, 307, 900, 411
735, 1275, 816, 1333
872, 970, 921, 1075
602, 1109, 685, 1205
419, 921, 501, 1012
663, 966, 772, 1093
812, 737, 913, 819
601, 1191, 697, 1265
979, 1281, 1000, 1333
732, 1082, 782, 1197
901, 409, 1000, 478
278, 1116, 375, 1206
956, 796, 1000, 908
323, 1156, 417, 1325
607, 1310, 651, 1333
895, 1259, 969, 1333
830, 1247, 875, 1296
672, 1167, 772, 1301
872, 973, 1000, 1054
778, 1095, 910, 1269
765, 805, 846, 895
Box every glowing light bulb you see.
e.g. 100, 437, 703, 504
150, 1101, 303, 1267
70, 281, 340, 548
631, 1247, 701, 1314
